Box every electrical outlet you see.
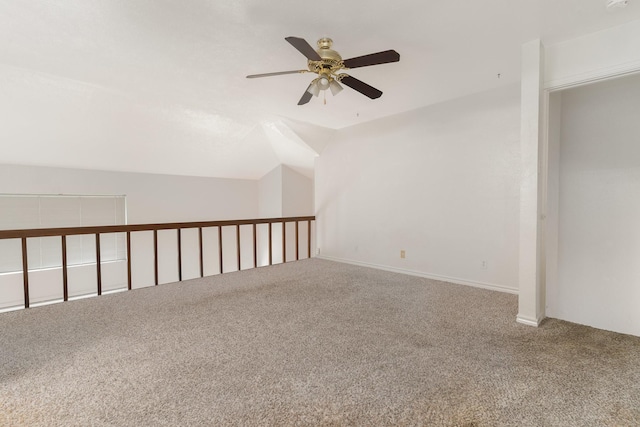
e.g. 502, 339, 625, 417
316, 248, 321, 255
400, 250, 406, 259
481, 260, 487, 269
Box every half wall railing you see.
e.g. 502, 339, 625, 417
0, 216, 315, 309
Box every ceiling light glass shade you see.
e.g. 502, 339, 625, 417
318, 76, 330, 90
306, 80, 320, 97
329, 80, 343, 96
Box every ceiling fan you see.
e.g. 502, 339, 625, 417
247, 37, 400, 105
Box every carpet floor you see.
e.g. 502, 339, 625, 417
1, 258, 639, 426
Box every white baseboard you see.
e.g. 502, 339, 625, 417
316, 255, 518, 295
516, 314, 544, 327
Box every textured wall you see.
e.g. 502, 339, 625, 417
315, 85, 521, 292
546, 73, 640, 336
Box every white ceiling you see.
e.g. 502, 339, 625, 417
1, 0, 639, 179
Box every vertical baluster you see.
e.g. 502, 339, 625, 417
177, 228, 182, 281
21, 237, 29, 309
126, 231, 132, 290
154, 229, 159, 286
282, 220, 286, 263
199, 227, 204, 278
308, 220, 312, 258
218, 226, 223, 274
295, 221, 299, 261
236, 224, 241, 271
268, 222, 273, 266
95, 233, 102, 295
61, 235, 68, 301
253, 223, 257, 268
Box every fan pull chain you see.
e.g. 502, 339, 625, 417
324, 90, 327, 105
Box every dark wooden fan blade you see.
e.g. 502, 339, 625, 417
298, 86, 313, 105
342, 50, 400, 69
247, 70, 307, 78
285, 37, 322, 61
340, 75, 383, 99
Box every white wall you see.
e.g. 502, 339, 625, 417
257, 166, 283, 265
258, 165, 283, 218
0, 163, 259, 308
545, 19, 640, 90
545, 73, 640, 336
258, 164, 314, 218
0, 164, 258, 223
282, 165, 314, 218
282, 166, 314, 262
257, 165, 315, 266
316, 85, 521, 293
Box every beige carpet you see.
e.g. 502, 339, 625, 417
1, 258, 639, 426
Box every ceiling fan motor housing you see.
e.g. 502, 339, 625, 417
316, 38, 342, 61
308, 38, 343, 80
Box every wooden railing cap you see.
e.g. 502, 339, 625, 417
0, 216, 315, 239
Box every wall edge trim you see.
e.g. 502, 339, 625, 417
545, 61, 640, 91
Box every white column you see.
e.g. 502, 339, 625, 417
517, 39, 545, 326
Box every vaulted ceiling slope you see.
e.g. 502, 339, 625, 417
1, 1, 639, 179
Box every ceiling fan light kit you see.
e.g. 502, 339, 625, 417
317, 76, 331, 90
329, 79, 343, 96
247, 37, 400, 105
